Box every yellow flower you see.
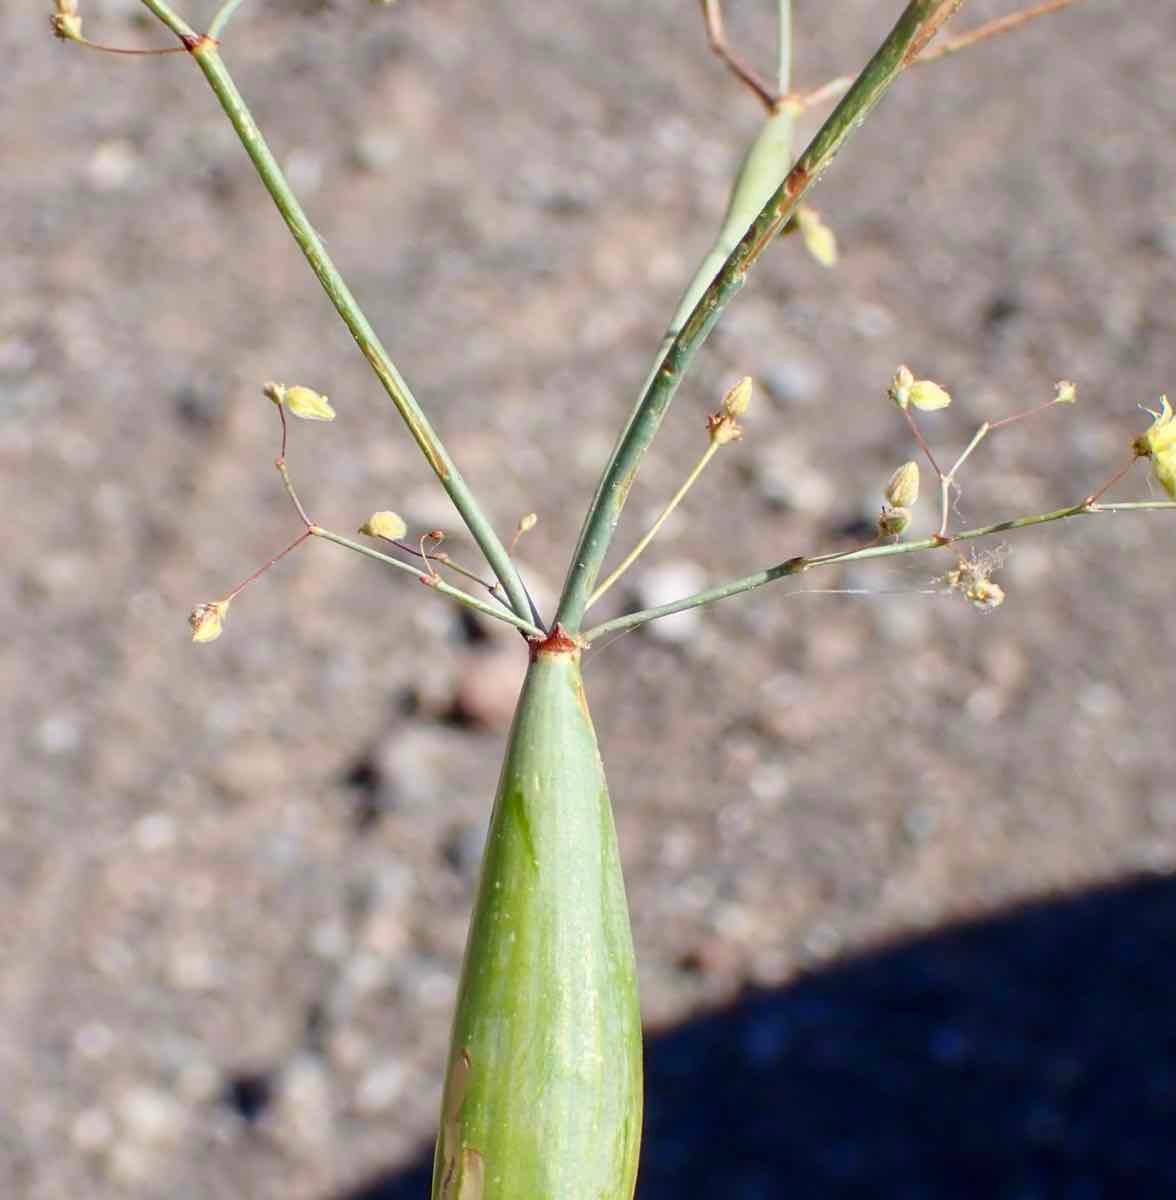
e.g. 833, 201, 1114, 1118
888, 367, 951, 411
188, 598, 230, 643
907, 379, 952, 412
1134, 395, 1176, 500
359, 511, 408, 540
264, 381, 336, 421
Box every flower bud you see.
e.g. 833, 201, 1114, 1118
188, 598, 230, 644
1054, 380, 1077, 404
907, 378, 952, 412
884, 461, 920, 508
284, 385, 335, 421
722, 376, 753, 419
264, 381, 335, 421
888, 365, 915, 409
795, 206, 838, 269
518, 512, 538, 534
877, 506, 911, 538
1134, 395, 1176, 499
359, 511, 407, 540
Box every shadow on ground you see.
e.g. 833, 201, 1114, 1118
337, 874, 1176, 1199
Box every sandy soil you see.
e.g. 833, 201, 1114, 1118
2, 1, 1174, 1197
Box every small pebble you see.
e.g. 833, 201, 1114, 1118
629, 560, 708, 645
353, 131, 403, 173
133, 812, 177, 852
117, 1085, 185, 1146
86, 140, 140, 192
748, 440, 835, 514
354, 1059, 407, 1115
762, 357, 827, 407
71, 1107, 116, 1155
450, 648, 528, 730
72, 1022, 116, 1061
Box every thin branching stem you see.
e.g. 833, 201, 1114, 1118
589, 441, 720, 608
918, 0, 1081, 63
581, 492, 1162, 644
556, 0, 968, 635
133, 0, 535, 625
776, 0, 792, 97
1091, 501, 1176, 512
789, 0, 1080, 112
701, 0, 776, 109
312, 529, 547, 640
208, 0, 248, 39
224, 529, 313, 602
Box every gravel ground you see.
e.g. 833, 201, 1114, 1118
3, 2, 1175, 1198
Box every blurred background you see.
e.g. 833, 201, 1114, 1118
3, 1, 1175, 1197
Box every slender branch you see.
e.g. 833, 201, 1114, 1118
1091, 501, 1176, 512
312, 528, 546, 640
134, 0, 195, 41
58, 33, 187, 54
556, 0, 967, 635
789, 0, 1080, 112
701, 0, 776, 110
589, 441, 719, 608
208, 0, 248, 40
918, 0, 1080, 63
224, 529, 313, 602
937, 422, 989, 537
271, 429, 536, 635
582, 492, 1171, 644
133, 0, 535, 625
776, 0, 792, 98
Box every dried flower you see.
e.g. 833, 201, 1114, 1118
966, 579, 1005, 611
944, 551, 1006, 612
359, 511, 407, 540
877, 506, 911, 538
51, 0, 82, 39
707, 412, 742, 446
188, 598, 230, 643
884, 461, 920, 508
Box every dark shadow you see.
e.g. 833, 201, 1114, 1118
337, 873, 1176, 1199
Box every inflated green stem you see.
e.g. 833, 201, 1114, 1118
433, 636, 642, 1200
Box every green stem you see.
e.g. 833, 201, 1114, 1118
313, 528, 546, 640
555, 0, 967, 634
938, 421, 990, 536
136, 0, 195, 40
208, 0, 247, 39
776, 0, 792, 97
588, 441, 719, 608
582, 494, 1124, 643
135, 0, 535, 626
